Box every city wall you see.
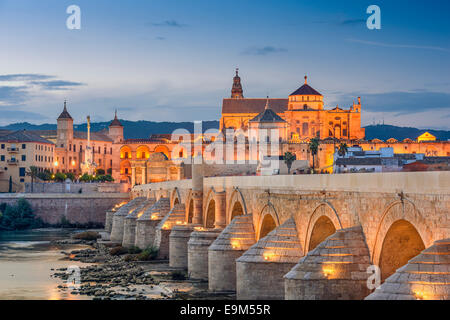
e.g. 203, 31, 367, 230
0, 193, 130, 225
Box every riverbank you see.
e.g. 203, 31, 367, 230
51, 234, 235, 300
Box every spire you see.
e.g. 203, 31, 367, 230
265, 96, 270, 110
109, 109, 123, 127
58, 100, 73, 120
231, 68, 244, 99
304, 75, 308, 85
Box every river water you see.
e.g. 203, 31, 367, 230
0, 229, 92, 300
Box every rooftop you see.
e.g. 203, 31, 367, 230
0, 130, 54, 144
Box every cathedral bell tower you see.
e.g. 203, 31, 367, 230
56, 100, 74, 148
231, 68, 244, 99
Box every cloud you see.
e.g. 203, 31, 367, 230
150, 20, 187, 28
30, 80, 85, 90
0, 109, 49, 121
0, 74, 54, 81
155, 36, 166, 41
0, 86, 30, 105
346, 38, 450, 53
335, 90, 450, 115
241, 46, 288, 56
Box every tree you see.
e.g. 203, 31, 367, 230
54, 172, 66, 182
308, 137, 320, 173
338, 143, 349, 157
96, 168, 105, 175
284, 151, 296, 174
26, 166, 39, 193
66, 172, 75, 182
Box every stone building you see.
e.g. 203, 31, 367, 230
220, 70, 365, 141
0, 130, 55, 192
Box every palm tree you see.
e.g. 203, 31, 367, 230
338, 143, 349, 157
26, 166, 39, 193
308, 137, 320, 173
284, 151, 296, 174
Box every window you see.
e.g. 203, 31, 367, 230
19, 167, 26, 177
110, 148, 112, 155
73, 145, 76, 152
104, 147, 107, 154
69, 144, 72, 151
20, 178, 25, 183
110, 159, 112, 166
302, 123, 309, 136
0, 155, 4, 161
21, 155, 26, 161
22, 144, 26, 149
125, 168, 129, 174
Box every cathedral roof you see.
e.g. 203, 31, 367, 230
289, 76, 322, 96
249, 98, 286, 123
57, 101, 73, 120
222, 98, 288, 114
109, 110, 123, 127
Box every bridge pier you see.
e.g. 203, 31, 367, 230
366, 238, 450, 300
284, 226, 371, 300
152, 203, 186, 259
122, 199, 156, 248
208, 215, 256, 292
105, 209, 115, 233
110, 197, 146, 244
214, 191, 227, 229
134, 198, 170, 249
236, 218, 303, 300
169, 225, 195, 269
188, 229, 222, 280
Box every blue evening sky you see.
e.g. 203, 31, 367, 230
0, 0, 449, 129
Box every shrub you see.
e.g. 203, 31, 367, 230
54, 172, 66, 182
0, 198, 44, 230
66, 172, 75, 182
128, 246, 142, 254
171, 271, 186, 280
72, 231, 101, 241
137, 246, 159, 261
109, 246, 128, 256
123, 254, 137, 262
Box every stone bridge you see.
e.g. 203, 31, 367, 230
108, 170, 449, 300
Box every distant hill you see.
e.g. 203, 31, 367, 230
1, 121, 449, 141
0, 120, 220, 140
364, 125, 450, 141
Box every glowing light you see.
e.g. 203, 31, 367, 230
151, 214, 158, 220
194, 226, 206, 231
263, 252, 275, 261
71, 160, 76, 166
231, 240, 240, 249
162, 223, 170, 230
176, 221, 184, 225
414, 290, 427, 300
53, 161, 59, 167
322, 265, 334, 277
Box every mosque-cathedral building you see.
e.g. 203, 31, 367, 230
1, 69, 449, 191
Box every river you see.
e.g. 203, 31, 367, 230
0, 229, 92, 300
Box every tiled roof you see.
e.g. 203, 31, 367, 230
0, 130, 54, 144
289, 84, 322, 96
222, 98, 288, 114
57, 104, 73, 120
249, 107, 286, 123
109, 111, 123, 127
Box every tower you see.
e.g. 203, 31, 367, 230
231, 68, 244, 99
108, 110, 124, 143
56, 100, 73, 148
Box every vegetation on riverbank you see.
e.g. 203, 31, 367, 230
0, 199, 45, 231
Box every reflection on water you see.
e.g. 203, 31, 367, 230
0, 229, 92, 300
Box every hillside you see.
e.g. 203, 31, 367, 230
1, 122, 449, 141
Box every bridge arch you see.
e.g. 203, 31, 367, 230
257, 203, 280, 240
304, 202, 342, 253
372, 200, 432, 277
378, 219, 425, 281
184, 190, 194, 223
203, 189, 216, 228
227, 188, 248, 224
170, 188, 181, 208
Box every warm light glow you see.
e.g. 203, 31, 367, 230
162, 223, 170, 230
151, 214, 158, 220
231, 240, 240, 249
53, 161, 59, 167
414, 290, 427, 300
137, 211, 145, 218
194, 226, 206, 231
71, 160, 76, 166
263, 252, 275, 261
176, 220, 184, 225
322, 265, 334, 277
